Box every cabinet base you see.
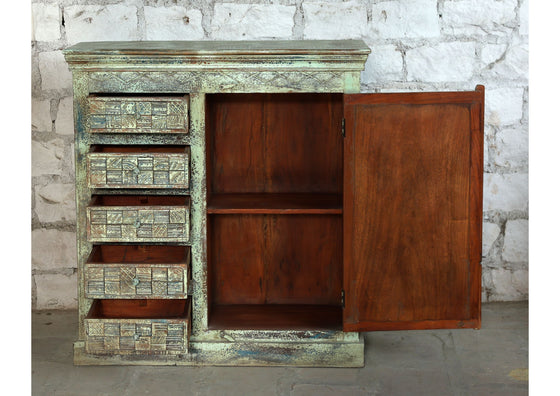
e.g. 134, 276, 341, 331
73, 336, 364, 367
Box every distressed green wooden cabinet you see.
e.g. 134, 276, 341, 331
64, 40, 483, 366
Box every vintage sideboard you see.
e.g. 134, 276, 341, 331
63, 40, 483, 366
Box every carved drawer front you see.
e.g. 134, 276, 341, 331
86, 196, 190, 243
85, 245, 190, 299
85, 299, 191, 355
87, 148, 190, 189
87, 96, 189, 133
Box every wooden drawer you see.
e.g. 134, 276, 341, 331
87, 146, 190, 189
85, 245, 190, 299
88, 96, 188, 134
86, 195, 190, 243
85, 299, 191, 355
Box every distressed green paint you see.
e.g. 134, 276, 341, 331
64, 40, 370, 367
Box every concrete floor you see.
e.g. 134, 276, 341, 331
32, 302, 528, 396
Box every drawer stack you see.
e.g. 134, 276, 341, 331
82, 96, 191, 356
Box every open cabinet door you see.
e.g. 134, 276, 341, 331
343, 86, 484, 332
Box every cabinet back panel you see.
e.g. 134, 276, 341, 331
209, 214, 342, 305
207, 93, 343, 194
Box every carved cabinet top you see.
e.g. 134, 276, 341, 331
63, 40, 371, 72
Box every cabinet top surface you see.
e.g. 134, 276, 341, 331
64, 40, 371, 56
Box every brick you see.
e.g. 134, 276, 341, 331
145, 6, 204, 40
519, 0, 528, 36
480, 44, 508, 67
486, 87, 524, 126
38, 51, 72, 91
494, 127, 528, 170
485, 39, 528, 81
64, 5, 138, 45
55, 97, 75, 135
483, 173, 528, 212
502, 220, 528, 263
482, 222, 500, 257
34, 183, 76, 223
303, 1, 367, 39
442, 0, 517, 36
406, 42, 476, 82
32, 139, 65, 177
35, 273, 77, 309
211, 4, 295, 40
32, 99, 52, 132
32, 3, 61, 42
370, 0, 439, 39
32, 229, 76, 271
488, 268, 527, 301
361, 44, 403, 84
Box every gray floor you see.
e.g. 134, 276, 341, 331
32, 302, 528, 396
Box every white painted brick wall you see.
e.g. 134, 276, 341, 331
31, 0, 529, 307
484, 173, 528, 212
34, 183, 76, 223
361, 44, 403, 84
211, 4, 295, 40
32, 229, 77, 271
64, 5, 138, 45
370, 0, 440, 39
32, 99, 52, 132
442, 0, 517, 36
486, 87, 525, 127
32, 3, 61, 42
502, 219, 529, 263
303, 1, 367, 39
37, 51, 72, 91
55, 97, 75, 136
32, 139, 65, 177
35, 273, 78, 310
494, 127, 528, 170
406, 42, 476, 82
145, 6, 204, 40
482, 222, 501, 257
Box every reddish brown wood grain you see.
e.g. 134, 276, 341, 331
87, 299, 190, 319
343, 89, 484, 331
87, 245, 188, 264
91, 145, 187, 153
206, 93, 343, 195
207, 193, 342, 214
91, 195, 188, 206
209, 304, 342, 330
209, 214, 342, 306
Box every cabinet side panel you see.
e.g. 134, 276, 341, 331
73, 71, 93, 340
344, 96, 479, 330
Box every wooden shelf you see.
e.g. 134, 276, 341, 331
209, 304, 342, 330
207, 193, 342, 214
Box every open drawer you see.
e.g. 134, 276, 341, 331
87, 145, 190, 189
86, 195, 190, 243
84, 299, 191, 355
87, 95, 189, 134
85, 245, 190, 299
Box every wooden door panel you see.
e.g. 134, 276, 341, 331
343, 87, 484, 331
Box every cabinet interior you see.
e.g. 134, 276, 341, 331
87, 299, 190, 319
90, 145, 188, 153
87, 245, 188, 264
206, 93, 344, 330
90, 195, 188, 206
